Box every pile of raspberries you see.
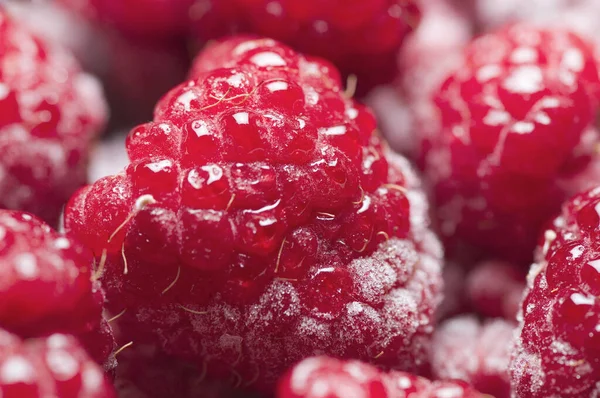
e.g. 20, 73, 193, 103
2, 0, 600, 397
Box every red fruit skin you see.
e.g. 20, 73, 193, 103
190, 0, 421, 94
0, 210, 115, 370
277, 356, 484, 398
0, 330, 116, 398
422, 24, 600, 263
64, 37, 444, 391
510, 187, 600, 397
432, 316, 514, 398
0, 9, 106, 225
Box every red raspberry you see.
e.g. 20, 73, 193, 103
0, 9, 106, 225
277, 356, 484, 398
432, 316, 514, 398
510, 187, 600, 397
64, 37, 444, 390
190, 0, 421, 94
422, 24, 600, 262
0, 330, 115, 398
0, 210, 115, 369
57, 0, 194, 39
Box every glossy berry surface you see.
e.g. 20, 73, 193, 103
0, 9, 106, 225
0, 330, 115, 398
277, 356, 484, 398
422, 24, 600, 262
191, 0, 421, 93
65, 37, 443, 390
432, 316, 514, 398
0, 210, 114, 369
511, 187, 600, 397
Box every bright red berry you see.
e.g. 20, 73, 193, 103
432, 316, 514, 398
277, 356, 484, 398
0, 9, 106, 225
190, 0, 421, 93
422, 24, 600, 262
0, 330, 115, 398
0, 210, 115, 370
64, 37, 444, 391
511, 187, 600, 397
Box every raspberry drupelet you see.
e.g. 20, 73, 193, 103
0, 9, 106, 225
0, 210, 115, 370
64, 37, 444, 390
277, 356, 484, 398
422, 24, 600, 262
510, 186, 600, 397
0, 331, 115, 398
432, 316, 514, 398
190, 0, 421, 94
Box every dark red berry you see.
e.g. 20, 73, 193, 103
0, 9, 106, 225
422, 24, 600, 262
190, 0, 421, 93
511, 187, 600, 397
64, 37, 443, 391
277, 356, 484, 398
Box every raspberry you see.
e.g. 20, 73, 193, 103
190, 0, 421, 93
422, 24, 600, 262
57, 0, 194, 39
0, 9, 106, 225
64, 37, 444, 390
431, 316, 514, 398
510, 187, 600, 397
0, 330, 115, 398
277, 356, 484, 398
0, 210, 115, 370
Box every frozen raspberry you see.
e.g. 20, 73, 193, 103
57, 0, 194, 39
64, 37, 444, 390
277, 356, 483, 398
115, 344, 260, 398
0, 330, 115, 398
422, 24, 600, 262
0, 210, 115, 369
432, 316, 514, 398
510, 187, 600, 397
466, 260, 525, 320
0, 9, 106, 225
190, 0, 421, 94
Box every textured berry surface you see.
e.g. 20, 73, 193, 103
511, 187, 600, 397
422, 24, 600, 262
432, 316, 514, 398
116, 344, 260, 398
0, 9, 106, 224
58, 0, 194, 39
190, 0, 420, 93
0, 210, 114, 369
65, 37, 443, 390
277, 356, 484, 398
0, 330, 115, 398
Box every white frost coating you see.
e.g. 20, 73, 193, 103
250, 52, 287, 67
46, 349, 80, 380
82, 365, 103, 392
290, 357, 322, 392
502, 65, 544, 94
1, 356, 35, 383
13, 252, 39, 279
